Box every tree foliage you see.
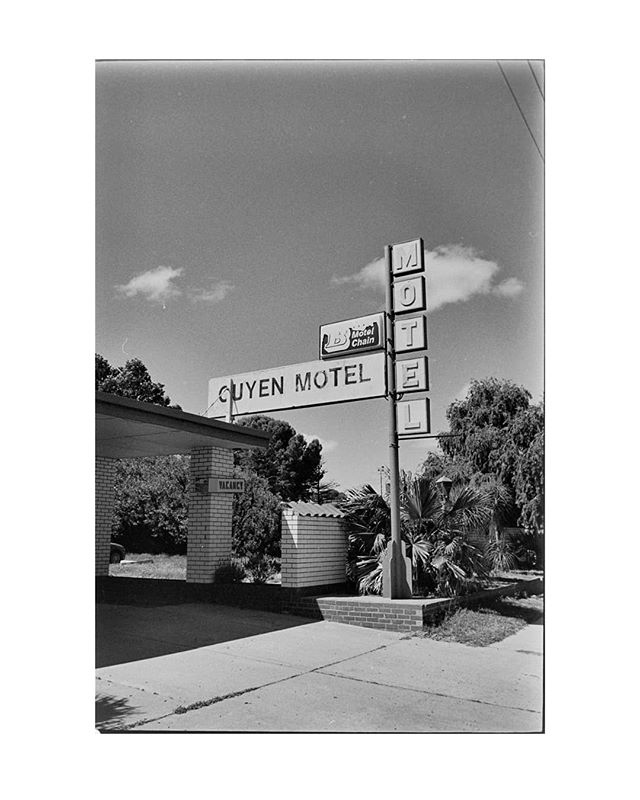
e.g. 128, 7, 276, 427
232, 470, 282, 582
424, 378, 544, 533
340, 475, 492, 597
96, 353, 179, 409
234, 415, 325, 501
98, 353, 186, 552
112, 455, 190, 553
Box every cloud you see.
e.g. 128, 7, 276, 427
116, 266, 183, 304
492, 277, 524, 298
188, 281, 235, 304
300, 432, 338, 453
331, 244, 524, 311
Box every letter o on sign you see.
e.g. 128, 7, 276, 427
314, 370, 328, 389
393, 276, 426, 314
399, 283, 416, 306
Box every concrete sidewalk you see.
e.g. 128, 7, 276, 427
96, 603, 543, 732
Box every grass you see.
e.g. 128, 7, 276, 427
108, 554, 281, 584
109, 553, 186, 580
417, 594, 543, 647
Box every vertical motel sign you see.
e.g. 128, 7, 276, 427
392, 239, 430, 437
382, 237, 430, 599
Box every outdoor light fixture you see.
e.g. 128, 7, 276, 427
435, 475, 453, 502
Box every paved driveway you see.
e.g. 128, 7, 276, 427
96, 603, 543, 732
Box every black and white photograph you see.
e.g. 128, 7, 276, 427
94, 59, 544, 733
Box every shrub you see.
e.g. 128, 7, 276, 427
213, 560, 247, 584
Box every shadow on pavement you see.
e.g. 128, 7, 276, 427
480, 598, 543, 626
96, 602, 314, 669
96, 692, 137, 732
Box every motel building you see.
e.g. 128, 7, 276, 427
96, 392, 357, 612
96, 391, 431, 632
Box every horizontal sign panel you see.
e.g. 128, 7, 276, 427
397, 398, 431, 435
393, 275, 426, 314
208, 352, 386, 418
320, 312, 385, 360
396, 356, 429, 393
395, 315, 427, 353
391, 238, 424, 277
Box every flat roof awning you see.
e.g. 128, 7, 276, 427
96, 392, 269, 458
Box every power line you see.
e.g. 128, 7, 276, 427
497, 60, 544, 163
527, 60, 545, 100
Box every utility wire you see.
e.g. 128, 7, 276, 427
497, 60, 544, 163
527, 60, 545, 99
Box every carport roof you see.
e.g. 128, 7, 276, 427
96, 391, 269, 458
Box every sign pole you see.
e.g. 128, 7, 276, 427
226, 379, 234, 424
383, 244, 412, 599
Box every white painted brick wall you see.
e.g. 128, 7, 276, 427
281, 511, 347, 588
186, 446, 235, 583
95, 457, 117, 576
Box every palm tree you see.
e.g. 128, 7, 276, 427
472, 475, 519, 573
341, 475, 492, 597
340, 485, 389, 595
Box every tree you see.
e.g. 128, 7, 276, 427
340, 475, 492, 597
316, 480, 344, 504
232, 471, 282, 582
97, 353, 187, 552
112, 455, 190, 553
234, 415, 324, 501
428, 378, 544, 533
95, 353, 180, 409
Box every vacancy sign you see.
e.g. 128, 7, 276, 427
196, 477, 245, 494
320, 312, 385, 360
398, 398, 431, 435
208, 352, 386, 418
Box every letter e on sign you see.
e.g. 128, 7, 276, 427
396, 357, 428, 392
397, 398, 431, 435
391, 238, 424, 276
393, 275, 426, 314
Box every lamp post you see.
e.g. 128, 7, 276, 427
435, 475, 453, 514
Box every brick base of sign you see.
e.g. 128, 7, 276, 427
282, 595, 425, 633
281, 577, 544, 632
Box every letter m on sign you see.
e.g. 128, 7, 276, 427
391, 238, 424, 276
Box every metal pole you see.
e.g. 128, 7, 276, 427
383, 245, 411, 598
385, 245, 402, 554
226, 379, 234, 424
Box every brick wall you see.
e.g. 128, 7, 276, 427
96, 457, 117, 576
186, 446, 234, 583
282, 596, 425, 633
281, 511, 347, 589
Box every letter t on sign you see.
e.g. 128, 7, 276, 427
394, 315, 427, 352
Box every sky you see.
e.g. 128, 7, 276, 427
96, 59, 543, 491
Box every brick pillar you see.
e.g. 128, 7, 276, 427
186, 446, 234, 583
96, 457, 117, 576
